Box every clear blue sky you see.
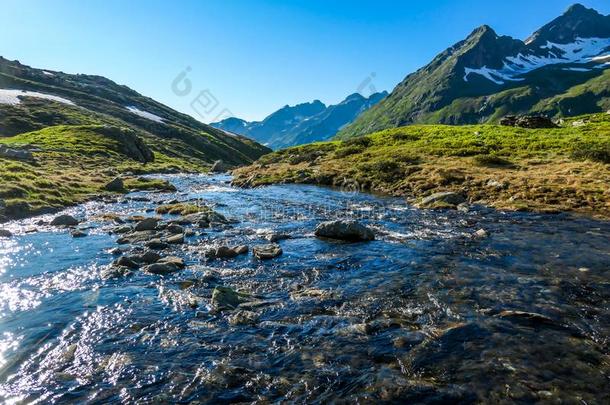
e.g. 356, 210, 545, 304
2, 0, 609, 122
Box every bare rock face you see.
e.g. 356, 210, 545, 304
500, 115, 557, 129
314, 220, 375, 242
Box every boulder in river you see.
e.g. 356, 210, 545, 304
314, 220, 375, 242
143, 262, 180, 275
211, 286, 241, 309
71, 230, 88, 238
146, 239, 169, 250
114, 256, 141, 270
104, 177, 125, 192
157, 256, 185, 269
252, 244, 283, 260
419, 192, 466, 209
167, 234, 185, 245
134, 217, 159, 232
264, 231, 291, 242
50, 214, 79, 227
166, 224, 184, 234
0, 229, 12, 238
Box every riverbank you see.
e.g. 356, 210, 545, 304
0, 125, 210, 222
233, 113, 610, 219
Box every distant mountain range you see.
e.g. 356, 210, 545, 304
211, 91, 387, 149
339, 3, 610, 138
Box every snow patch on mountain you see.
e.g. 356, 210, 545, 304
126, 106, 164, 123
0, 89, 75, 106
464, 37, 610, 84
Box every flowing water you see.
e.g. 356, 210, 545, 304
0, 174, 608, 403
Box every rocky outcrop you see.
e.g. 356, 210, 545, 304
499, 115, 557, 129
0, 145, 34, 160
314, 220, 375, 242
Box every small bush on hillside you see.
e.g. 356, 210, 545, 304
571, 143, 610, 164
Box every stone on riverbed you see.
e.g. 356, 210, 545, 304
211, 286, 242, 309
114, 256, 141, 270
50, 214, 79, 227
146, 239, 169, 250
143, 261, 181, 275
71, 230, 88, 238
167, 234, 185, 245
157, 256, 185, 269
166, 224, 184, 234
134, 217, 159, 232
116, 231, 159, 245
0, 229, 13, 238
314, 220, 375, 242
252, 244, 283, 260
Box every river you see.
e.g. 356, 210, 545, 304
0, 174, 608, 403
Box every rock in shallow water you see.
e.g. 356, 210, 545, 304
211, 286, 242, 309
419, 192, 466, 209
314, 220, 375, 242
0, 229, 13, 238
134, 217, 159, 232
252, 244, 283, 260
50, 214, 79, 227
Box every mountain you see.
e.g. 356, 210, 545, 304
0, 56, 270, 219
339, 4, 610, 138
211, 91, 387, 149
0, 57, 269, 164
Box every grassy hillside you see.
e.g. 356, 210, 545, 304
0, 57, 270, 221
234, 113, 610, 218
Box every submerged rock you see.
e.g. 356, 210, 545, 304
264, 231, 291, 242
252, 244, 283, 260
71, 230, 88, 238
211, 286, 241, 309
314, 220, 375, 242
50, 214, 79, 227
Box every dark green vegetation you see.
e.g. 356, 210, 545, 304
0, 57, 270, 221
339, 4, 610, 139
212, 92, 387, 149
233, 113, 610, 218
